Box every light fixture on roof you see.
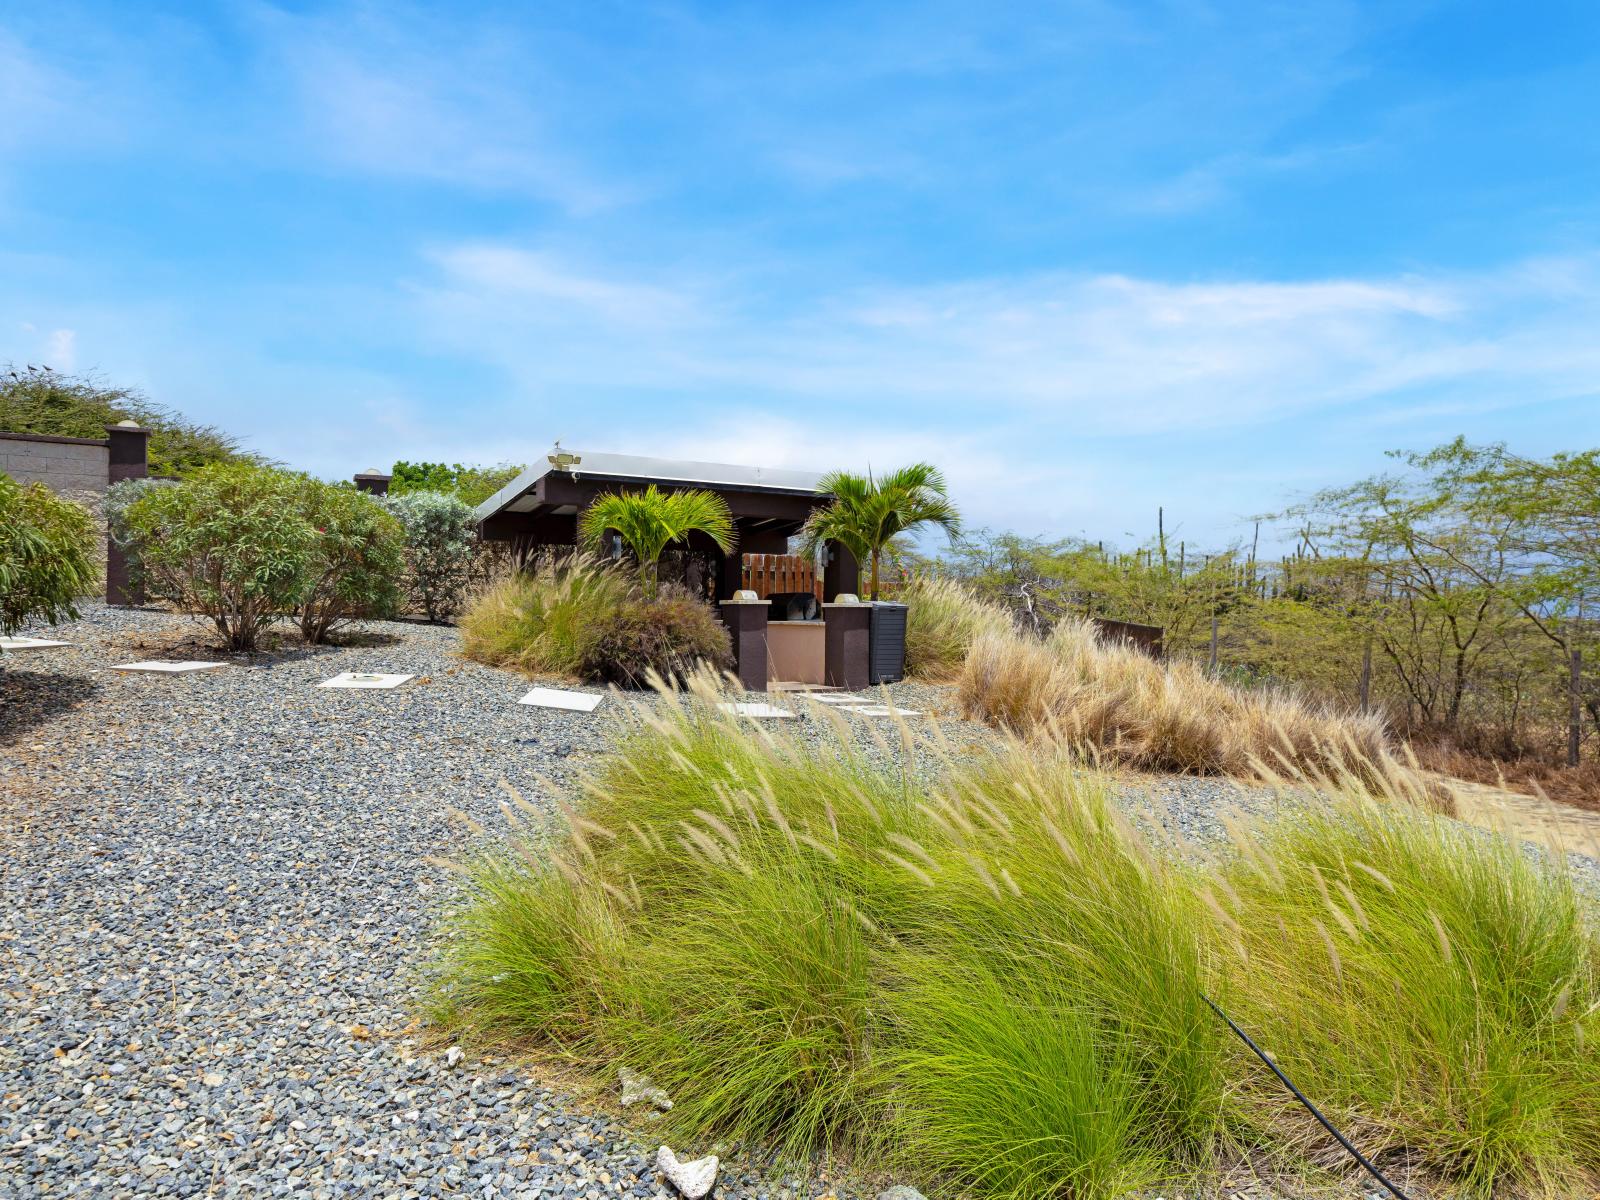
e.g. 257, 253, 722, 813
547, 441, 582, 477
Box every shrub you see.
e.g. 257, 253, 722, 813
296, 481, 405, 643
460, 553, 633, 677
385, 490, 476, 622
901, 575, 1012, 681
0, 472, 99, 635
389, 460, 521, 507
1220, 799, 1600, 1196
104, 477, 172, 591
122, 463, 314, 651
577, 588, 732, 686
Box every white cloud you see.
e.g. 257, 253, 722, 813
247, 6, 620, 213
45, 328, 76, 371
425, 246, 698, 328
414, 245, 1600, 438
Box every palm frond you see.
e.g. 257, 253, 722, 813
578, 486, 735, 595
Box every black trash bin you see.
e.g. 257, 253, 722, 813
868, 601, 908, 684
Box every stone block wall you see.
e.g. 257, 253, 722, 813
1, 433, 111, 513
2, 427, 150, 603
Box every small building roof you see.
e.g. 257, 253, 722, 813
475, 449, 826, 523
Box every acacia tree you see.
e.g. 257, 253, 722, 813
0, 472, 99, 635
1, 364, 258, 476
1292, 459, 1529, 731
578, 486, 735, 598
800, 464, 962, 600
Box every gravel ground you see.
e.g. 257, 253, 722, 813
0, 604, 1581, 1200
1, 605, 882, 1200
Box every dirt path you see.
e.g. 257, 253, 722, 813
1447, 776, 1600, 862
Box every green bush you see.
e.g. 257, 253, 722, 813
459, 553, 633, 677
389, 460, 521, 507
297, 481, 405, 643
384, 490, 476, 622
901, 574, 1013, 680
122, 463, 314, 650
577, 588, 732, 686
0, 471, 99, 635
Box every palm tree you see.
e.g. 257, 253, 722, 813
800, 463, 962, 600
578, 485, 736, 598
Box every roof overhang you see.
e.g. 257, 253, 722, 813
475, 449, 828, 525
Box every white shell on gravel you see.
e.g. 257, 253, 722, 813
109, 660, 226, 673
656, 1146, 718, 1198
618, 1066, 672, 1110
717, 702, 796, 719
520, 686, 604, 712
318, 671, 415, 689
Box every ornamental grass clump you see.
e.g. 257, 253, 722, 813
958, 619, 1422, 804
432, 690, 1600, 1197
459, 553, 633, 678
432, 686, 1229, 1197
1216, 798, 1600, 1197
900, 575, 1012, 681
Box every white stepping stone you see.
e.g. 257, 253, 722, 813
318, 671, 415, 689
519, 687, 603, 712
110, 660, 227, 674
799, 693, 872, 705
849, 705, 923, 718
717, 702, 798, 719
0, 637, 72, 651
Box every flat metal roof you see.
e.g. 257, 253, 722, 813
474, 449, 826, 522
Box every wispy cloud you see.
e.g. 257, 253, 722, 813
415, 245, 1600, 437
237, 4, 622, 212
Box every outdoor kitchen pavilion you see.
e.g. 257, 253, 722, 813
472, 448, 860, 602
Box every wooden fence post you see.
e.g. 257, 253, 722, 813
1359, 635, 1373, 713
1208, 615, 1219, 675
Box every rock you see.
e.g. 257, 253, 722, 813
655, 1146, 717, 1199
876, 1189, 928, 1200
618, 1068, 672, 1111
445, 1046, 464, 1068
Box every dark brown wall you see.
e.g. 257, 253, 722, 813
1092, 617, 1164, 660
823, 542, 860, 600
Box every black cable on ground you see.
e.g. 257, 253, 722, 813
1200, 993, 1414, 1200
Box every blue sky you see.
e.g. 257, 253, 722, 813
3, 1, 1598, 547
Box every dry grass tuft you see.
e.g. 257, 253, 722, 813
901, 576, 1014, 682
958, 619, 1446, 809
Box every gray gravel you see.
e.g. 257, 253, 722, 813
1, 605, 870, 1200
3, 605, 1588, 1200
